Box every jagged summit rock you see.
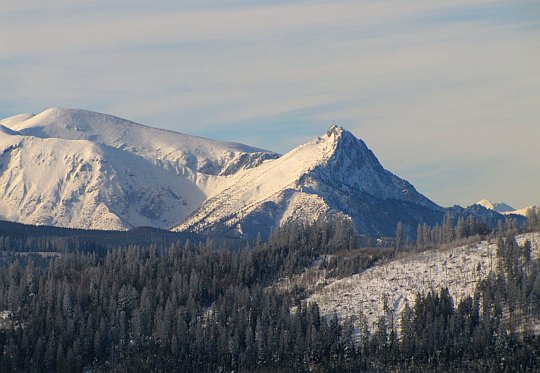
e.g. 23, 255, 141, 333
325, 123, 344, 137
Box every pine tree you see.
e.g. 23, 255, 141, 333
416, 224, 424, 250
456, 216, 467, 239
395, 222, 405, 251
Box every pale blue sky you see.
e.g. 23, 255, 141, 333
1, 0, 539, 208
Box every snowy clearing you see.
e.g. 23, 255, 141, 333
307, 232, 540, 329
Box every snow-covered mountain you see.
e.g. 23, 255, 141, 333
508, 205, 537, 218
2, 108, 276, 176
0, 108, 278, 230
5, 108, 494, 236
476, 199, 514, 213
475, 199, 535, 218
175, 125, 444, 237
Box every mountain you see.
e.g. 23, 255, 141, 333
3, 108, 513, 238
475, 199, 515, 213
507, 205, 537, 218
175, 125, 444, 238
475, 199, 535, 218
0, 108, 278, 230
2, 108, 277, 176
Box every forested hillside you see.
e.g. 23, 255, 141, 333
0, 218, 539, 371
0, 220, 200, 258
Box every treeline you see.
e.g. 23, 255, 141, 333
0, 220, 199, 256
0, 219, 539, 371
413, 213, 514, 250
0, 221, 367, 372
523, 205, 540, 231
372, 234, 540, 371
391, 211, 524, 251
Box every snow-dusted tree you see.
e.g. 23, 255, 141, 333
395, 222, 405, 251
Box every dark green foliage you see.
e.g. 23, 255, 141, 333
0, 219, 199, 256
411, 210, 525, 252
0, 222, 538, 372
0, 220, 366, 372
395, 221, 405, 251
319, 249, 382, 279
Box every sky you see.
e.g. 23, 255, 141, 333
1, 0, 539, 208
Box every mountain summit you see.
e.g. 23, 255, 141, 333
475, 199, 515, 213
1, 110, 444, 236
3, 107, 277, 176
0, 108, 277, 230
175, 125, 443, 237
475, 199, 535, 218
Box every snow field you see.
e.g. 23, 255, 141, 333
307, 232, 540, 330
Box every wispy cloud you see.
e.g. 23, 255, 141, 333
1, 0, 539, 207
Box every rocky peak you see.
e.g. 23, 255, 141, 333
326, 123, 343, 137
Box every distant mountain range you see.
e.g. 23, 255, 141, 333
475, 199, 515, 213
0, 108, 526, 238
475, 199, 535, 218
0, 108, 277, 231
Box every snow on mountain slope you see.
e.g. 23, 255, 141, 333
0, 109, 445, 234
507, 205, 536, 217
476, 199, 514, 213
0, 132, 207, 229
476, 199, 496, 210
0, 108, 278, 230
0, 125, 20, 136
175, 125, 443, 237
495, 202, 515, 213
0, 113, 35, 127
307, 232, 540, 330
475, 199, 535, 217
5, 108, 278, 177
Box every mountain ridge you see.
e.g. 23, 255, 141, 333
175, 124, 443, 237
475, 199, 535, 218
1, 108, 522, 237
4, 107, 278, 176
0, 108, 277, 230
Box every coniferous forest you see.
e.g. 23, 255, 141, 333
0, 217, 539, 372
